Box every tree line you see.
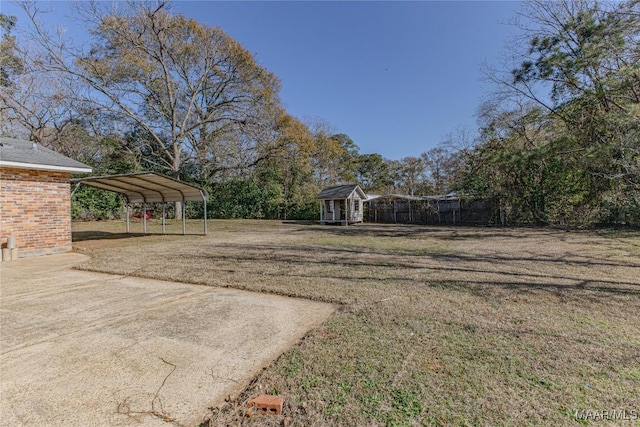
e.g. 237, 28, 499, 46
1, 0, 638, 227
467, 0, 640, 227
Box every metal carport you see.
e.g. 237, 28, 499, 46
71, 172, 209, 235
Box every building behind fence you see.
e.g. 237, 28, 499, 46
364, 193, 496, 225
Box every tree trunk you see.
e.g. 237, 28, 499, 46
173, 165, 182, 220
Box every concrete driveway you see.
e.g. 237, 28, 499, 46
0, 253, 335, 426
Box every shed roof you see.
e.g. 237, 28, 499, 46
316, 184, 366, 200
0, 137, 92, 173
71, 172, 208, 203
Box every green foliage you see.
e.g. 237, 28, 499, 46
71, 185, 124, 221
208, 178, 273, 219
386, 389, 423, 424
356, 153, 391, 192
331, 133, 360, 183
468, 0, 640, 228
0, 13, 21, 87
205, 173, 319, 221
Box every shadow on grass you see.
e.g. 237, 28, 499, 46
300, 223, 576, 240
206, 241, 640, 269
282, 220, 316, 226
177, 243, 640, 297
421, 278, 640, 298
72, 230, 203, 242
180, 257, 640, 297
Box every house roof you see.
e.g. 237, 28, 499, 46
71, 172, 208, 203
316, 184, 366, 200
0, 137, 92, 173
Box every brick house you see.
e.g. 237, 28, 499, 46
0, 137, 92, 258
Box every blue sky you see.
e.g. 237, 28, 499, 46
175, 1, 523, 159
4, 1, 523, 160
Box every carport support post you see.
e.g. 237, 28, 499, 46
162, 202, 166, 234
126, 204, 130, 233
143, 202, 147, 233
182, 200, 186, 235
203, 200, 207, 235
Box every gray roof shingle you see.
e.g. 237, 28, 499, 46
316, 184, 366, 200
0, 137, 92, 173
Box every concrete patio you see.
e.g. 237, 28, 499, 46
0, 253, 335, 426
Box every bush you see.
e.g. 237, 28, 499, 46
71, 186, 124, 220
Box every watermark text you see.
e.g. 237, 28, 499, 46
574, 409, 638, 421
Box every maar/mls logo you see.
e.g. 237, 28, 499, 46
574, 409, 638, 421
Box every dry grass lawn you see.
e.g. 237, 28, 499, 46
71, 220, 640, 426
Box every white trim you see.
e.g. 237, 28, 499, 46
0, 160, 92, 174
348, 186, 367, 200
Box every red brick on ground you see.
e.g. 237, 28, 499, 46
247, 394, 284, 415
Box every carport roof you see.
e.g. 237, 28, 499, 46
71, 172, 208, 203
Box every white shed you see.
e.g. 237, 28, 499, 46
316, 184, 367, 225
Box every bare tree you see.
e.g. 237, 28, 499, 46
18, 1, 283, 216
0, 51, 73, 143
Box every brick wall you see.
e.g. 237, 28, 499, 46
0, 167, 72, 257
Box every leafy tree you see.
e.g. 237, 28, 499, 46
421, 147, 453, 195
264, 113, 315, 219
208, 178, 271, 219
511, 0, 639, 112
71, 186, 124, 221
388, 156, 426, 196
0, 13, 20, 87
471, 0, 640, 227
331, 133, 360, 183
355, 153, 390, 192
304, 121, 359, 186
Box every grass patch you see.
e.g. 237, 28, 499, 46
72, 220, 640, 426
